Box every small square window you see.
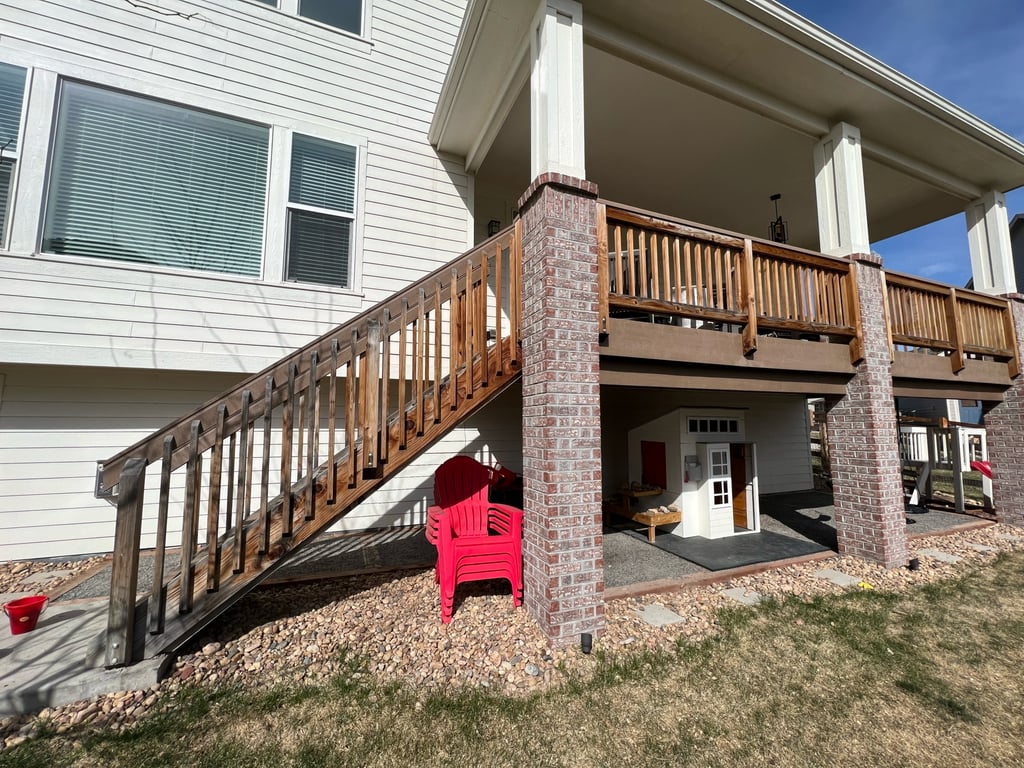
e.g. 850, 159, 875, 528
299, 0, 361, 34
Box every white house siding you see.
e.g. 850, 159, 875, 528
601, 387, 813, 496
0, 0, 471, 373
0, 364, 522, 561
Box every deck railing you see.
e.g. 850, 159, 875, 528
97, 224, 521, 666
599, 204, 860, 357
598, 202, 1020, 376
885, 273, 1019, 374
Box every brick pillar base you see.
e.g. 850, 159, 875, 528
518, 173, 605, 647
983, 296, 1024, 527
824, 254, 908, 568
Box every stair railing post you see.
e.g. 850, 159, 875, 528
106, 457, 147, 667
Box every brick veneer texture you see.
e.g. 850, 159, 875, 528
983, 298, 1024, 527
517, 173, 606, 646
824, 258, 909, 568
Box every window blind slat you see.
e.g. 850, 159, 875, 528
43, 82, 268, 277
287, 209, 351, 287
0, 63, 26, 152
289, 135, 356, 214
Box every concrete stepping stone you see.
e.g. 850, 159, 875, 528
18, 569, 74, 586
965, 543, 996, 553
917, 548, 961, 564
812, 568, 860, 587
635, 603, 686, 627
721, 587, 762, 606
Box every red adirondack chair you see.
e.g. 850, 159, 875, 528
425, 455, 523, 624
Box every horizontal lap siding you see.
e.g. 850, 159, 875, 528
0, 0, 471, 373
0, 366, 522, 560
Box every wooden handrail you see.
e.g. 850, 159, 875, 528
100, 224, 522, 665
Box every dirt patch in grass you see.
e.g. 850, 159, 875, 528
10, 552, 1024, 767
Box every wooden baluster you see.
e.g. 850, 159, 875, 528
328, 340, 339, 501
693, 242, 704, 307
661, 234, 671, 304
771, 260, 782, 319
433, 281, 443, 419
378, 316, 391, 465
479, 254, 489, 388
683, 241, 693, 306
741, 239, 757, 356
305, 352, 319, 520
638, 230, 649, 298
235, 390, 252, 573
449, 268, 460, 411
105, 457, 147, 667
363, 319, 381, 473
398, 302, 408, 447
463, 262, 474, 399
280, 365, 295, 536
148, 436, 174, 635
206, 406, 227, 592
259, 376, 273, 555
649, 232, 660, 300
672, 237, 683, 305
723, 247, 734, 312
511, 219, 522, 365
417, 287, 427, 434
626, 228, 636, 298
180, 420, 203, 613
613, 224, 623, 295
494, 239, 506, 365
347, 332, 358, 483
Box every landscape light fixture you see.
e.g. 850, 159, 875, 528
769, 193, 788, 244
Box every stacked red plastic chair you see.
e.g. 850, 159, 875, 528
425, 455, 523, 623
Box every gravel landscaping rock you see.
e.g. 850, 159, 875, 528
2, 521, 1023, 750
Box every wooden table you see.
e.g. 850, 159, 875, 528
605, 488, 681, 542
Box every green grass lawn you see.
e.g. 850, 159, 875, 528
5, 553, 1024, 768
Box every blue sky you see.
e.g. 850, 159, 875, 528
782, 0, 1024, 286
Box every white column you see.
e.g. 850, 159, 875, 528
965, 190, 1016, 295
814, 122, 871, 257
530, 0, 585, 180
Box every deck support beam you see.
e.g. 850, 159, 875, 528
824, 253, 909, 569
518, 172, 605, 647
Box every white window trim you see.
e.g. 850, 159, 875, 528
242, 0, 374, 42
7, 69, 366, 298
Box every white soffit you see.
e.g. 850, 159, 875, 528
433, 0, 1024, 196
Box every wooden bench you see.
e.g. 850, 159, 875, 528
604, 488, 681, 541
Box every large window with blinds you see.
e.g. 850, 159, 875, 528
0, 62, 27, 246
286, 134, 357, 288
42, 82, 269, 277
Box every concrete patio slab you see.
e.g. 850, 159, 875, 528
634, 604, 686, 627
917, 548, 962, 564
0, 598, 167, 718
720, 587, 762, 606
812, 568, 860, 587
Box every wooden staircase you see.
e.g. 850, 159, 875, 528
95, 224, 522, 667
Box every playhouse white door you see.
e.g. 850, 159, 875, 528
705, 443, 734, 538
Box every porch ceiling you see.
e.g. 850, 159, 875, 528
436, 0, 1024, 249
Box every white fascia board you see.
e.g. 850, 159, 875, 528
428, 0, 488, 147
719, 0, 1024, 165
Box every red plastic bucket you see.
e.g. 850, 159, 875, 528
4, 595, 48, 635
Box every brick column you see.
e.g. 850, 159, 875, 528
824, 254, 909, 568
983, 295, 1024, 526
517, 172, 605, 647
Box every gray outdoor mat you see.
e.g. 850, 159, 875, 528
621, 528, 830, 571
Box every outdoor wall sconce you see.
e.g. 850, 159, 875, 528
769, 193, 788, 244
487, 219, 501, 237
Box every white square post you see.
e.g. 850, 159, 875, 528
814, 122, 871, 257
966, 190, 1016, 295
